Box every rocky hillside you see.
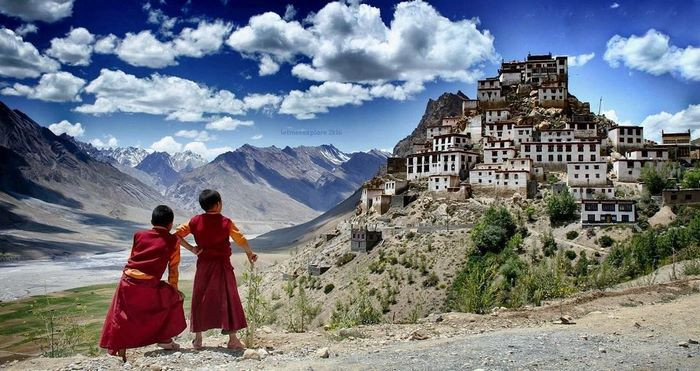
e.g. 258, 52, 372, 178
135, 152, 181, 188
0, 102, 164, 214
392, 91, 468, 157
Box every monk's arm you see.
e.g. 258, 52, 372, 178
230, 222, 255, 257
167, 244, 180, 290
175, 222, 190, 238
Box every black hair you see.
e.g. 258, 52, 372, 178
151, 205, 174, 227
199, 189, 222, 211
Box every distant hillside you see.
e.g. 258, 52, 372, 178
0, 102, 164, 213
168, 145, 388, 235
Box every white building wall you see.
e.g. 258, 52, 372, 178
432, 135, 471, 152
429, 175, 460, 191
566, 162, 608, 186
520, 141, 601, 166
484, 148, 516, 164
426, 125, 453, 140
570, 186, 615, 200
581, 201, 636, 224
484, 109, 510, 123
513, 126, 534, 146
541, 129, 574, 142
613, 159, 665, 182
495, 170, 529, 191
484, 122, 514, 141
608, 126, 643, 152
626, 149, 669, 160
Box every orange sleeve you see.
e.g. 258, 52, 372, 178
175, 222, 190, 238
167, 242, 180, 290
229, 221, 249, 248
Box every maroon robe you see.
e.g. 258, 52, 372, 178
100, 229, 186, 354
187, 213, 247, 333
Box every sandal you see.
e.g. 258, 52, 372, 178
192, 338, 203, 350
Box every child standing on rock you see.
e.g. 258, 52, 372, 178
176, 189, 257, 350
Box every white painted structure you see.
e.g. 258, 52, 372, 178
566, 162, 608, 186
513, 125, 534, 146
429, 175, 460, 191
540, 129, 574, 142
484, 109, 510, 123
625, 148, 669, 160
462, 99, 478, 113
608, 126, 643, 152
581, 199, 636, 224
469, 164, 500, 186
477, 78, 504, 103
426, 125, 453, 140
465, 116, 483, 143
361, 186, 383, 211
384, 180, 408, 196
520, 141, 601, 166
484, 121, 515, 141
566, 121, 598, 139
495, 170, 530, 192
538, 82, 567, 107
613, 159, 666, 182
570, 186, 615, 200
432, 134, 471, 152
406, 149, 479, 180
524, 54, 568, 85
484, 140, 517, 164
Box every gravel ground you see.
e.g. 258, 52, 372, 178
4, 279, 698, 370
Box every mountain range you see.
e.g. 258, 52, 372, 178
0, 100, 389, 256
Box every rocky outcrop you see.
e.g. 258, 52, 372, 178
392, 91, 468, 157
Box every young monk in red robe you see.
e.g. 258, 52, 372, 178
176, 189, 257, 350
100, 205, 192, 361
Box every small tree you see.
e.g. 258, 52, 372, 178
241, 263, 270, 347
681, 168, 700, 188
546, 190, 578, 225
540, 230, 558, 257
640, 163, 675, 195
471, 205, 517, 255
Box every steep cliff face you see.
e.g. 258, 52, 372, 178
392, 91, 468, 157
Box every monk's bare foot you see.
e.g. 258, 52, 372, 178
192, 338, 203, 350
227, 337, 244, 350
157, 341, 180, 350
117, 349, 126, 362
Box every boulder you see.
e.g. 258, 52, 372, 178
317, 347, 330, 358
243, 349, 261, 360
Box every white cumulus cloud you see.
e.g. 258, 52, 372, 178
640, 104, 700, 142
46, 27, 95, 66
0, 0, 74, 23
251, 134, 263, 140
610, 2, 620, 9
183, 141, 233, 160
227, 0, 497, 86
150, 136, 182, 154
175, 129, 214, 142
0, 28, 59, 78
604, 29, 700, 81
1, 71, 85, 102
103, 20, 233, 68
568, 52, 595, 67
15, 24, 38, 37
205, 116, 254, 131
76, 69, 252, 121
48, 119, 84, 137
91, 134, 118, 148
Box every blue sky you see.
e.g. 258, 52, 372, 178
0, 0, 698, 158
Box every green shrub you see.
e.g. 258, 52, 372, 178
324, 284, 335, 294
683, 260, 700, 276
566, 230, 578, 240
328, 277, 382, 329
598, 235, 614, 248
540, 231, 558, 257
640, 162, 676, 195
546, 190, 578, 225
471, 205, 517, 255
336, 252, 356, 267
565, 250, 577, 260
445, 257, 498, 314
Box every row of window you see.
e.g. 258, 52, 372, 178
584, 203, 633, 212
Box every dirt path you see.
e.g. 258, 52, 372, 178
4, 278, 699, 370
